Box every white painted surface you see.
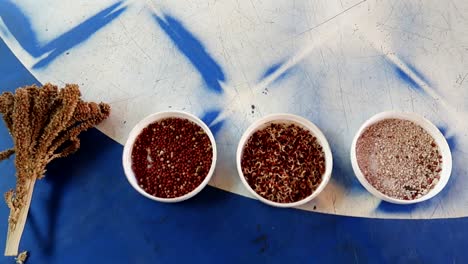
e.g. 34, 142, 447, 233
1, 0, 467, 218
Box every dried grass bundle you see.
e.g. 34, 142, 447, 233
0, 83, 110, 256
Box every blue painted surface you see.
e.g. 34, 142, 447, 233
376, 200, 421, 214
33, 2, 126, 69
0, 1, 126, 69
0, 0, 41, 56
154, 14, 226, 94
438, 126, 457, 151
259, 60, 293, 83
392, 58, 430, 92
1, 31, 468, 264
404, 61, 432, 88
394, 66, 420, 90
208, 120, 225, 137
434, 126, 459, 199
201, 109, 224, 136
201, 109, 221, 127
0, 39, 37, 91
330, 148, 365, 194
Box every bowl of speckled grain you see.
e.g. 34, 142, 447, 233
236, 113, 333, 208
350, 111, 452, 204
122, 111, 217, 203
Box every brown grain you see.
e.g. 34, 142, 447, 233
241, 122, 325, 203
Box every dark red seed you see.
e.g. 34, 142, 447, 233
131, 118, 212, 198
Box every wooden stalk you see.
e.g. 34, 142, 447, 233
4, 178, 36, 256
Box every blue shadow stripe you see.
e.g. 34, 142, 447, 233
259, 60, 294, 84
201, 109, 225, 136
0, 1, 126, 69
391, 57, 431, 92
33, 2, 126, 69
153, 13, 225, 94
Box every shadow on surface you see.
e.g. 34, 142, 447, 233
28, 128, 118, 255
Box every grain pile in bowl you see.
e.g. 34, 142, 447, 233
355, 118, 442, 200
131, 117, 213, 198
241, 122, 326, 203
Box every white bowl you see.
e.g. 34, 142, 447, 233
350, 111, 452, 204
122, 111, 217, 202
236, 113, 333, 208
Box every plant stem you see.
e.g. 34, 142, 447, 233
4, 178, 36, 256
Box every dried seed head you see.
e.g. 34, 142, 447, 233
0, 83, 110, 252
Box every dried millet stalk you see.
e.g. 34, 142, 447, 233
0, 83, 110, 256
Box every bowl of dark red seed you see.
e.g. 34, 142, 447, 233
351, 111, 452, 204
122, 111, 217, 202
237, 114, 333, 208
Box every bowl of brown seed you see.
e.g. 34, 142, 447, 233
122, 111, 217, 202
350, 111, 452, 204
236, 113, 333, 208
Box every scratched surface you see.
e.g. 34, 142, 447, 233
1, 0, 468, 220
1, 1, 468, 263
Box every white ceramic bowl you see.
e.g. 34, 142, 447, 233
236, 113, 333, 208
350, 111, 452, 204
122, 111, 217, 202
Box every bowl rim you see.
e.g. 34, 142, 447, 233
236, 113, 333, 208
350, 111, 452, 204
122, 110, 217, 203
